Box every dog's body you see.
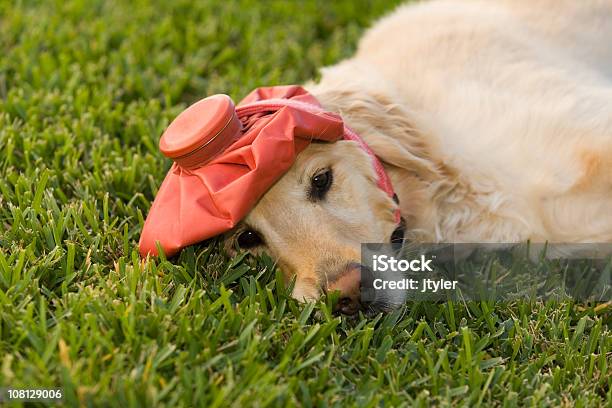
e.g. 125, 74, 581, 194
228, 0, 612, 304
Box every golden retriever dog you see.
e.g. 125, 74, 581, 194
225, 0, 612, 312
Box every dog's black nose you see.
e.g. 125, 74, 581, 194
336, 295, 360, 315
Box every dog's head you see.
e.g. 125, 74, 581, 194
225, 140, 403, 313
220, 83, 444, 314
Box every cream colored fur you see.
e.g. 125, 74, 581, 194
228, 0, 612, 300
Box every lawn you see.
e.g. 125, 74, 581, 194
0, 0, 610, 406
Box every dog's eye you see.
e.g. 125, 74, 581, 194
309, 168, 333, 200
236, 230, 263, 249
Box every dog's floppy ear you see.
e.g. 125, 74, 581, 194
312, 87, 443, 182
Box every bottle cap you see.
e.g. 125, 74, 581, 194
159, 94, 242, 168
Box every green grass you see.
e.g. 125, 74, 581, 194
0, 0, 610, 406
